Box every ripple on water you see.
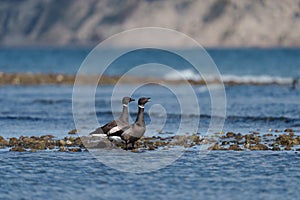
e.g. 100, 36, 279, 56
0, 151, 300, 199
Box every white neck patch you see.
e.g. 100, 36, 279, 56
123, 104, 128, 107
138, 105, 144, 109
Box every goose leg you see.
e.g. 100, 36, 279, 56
125, 141, 128, 151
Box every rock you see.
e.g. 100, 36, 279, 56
284, 128, 294, 133
68, 129, 78, 135
272, 146, 280, 151
10, 146, 26, 152
65, 140, 72, 146
40, 135, 55, 140
190, 134, 200, 144
228, 144, 242, 151
209, 144, 223, 150
9, 137, 18, 146
263, 133, 273, 137
59, 147, 67, 152
0, 137, 9, 147
81, 136, 114, 149
221, 141, 229, 146
226, 132, 236, 138
289, 132, 295, 137
131, 149, 139, 153
284, 146, 292, 151
275, 134, 296, 146
58, 140, 66, 146
235, 133, 243, 141
258, 144, 269, 150
68, 148, 82, 152
148, 145, 155, 151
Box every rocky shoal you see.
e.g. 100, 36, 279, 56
0, 72, 288, 86
0, 128, 299, 153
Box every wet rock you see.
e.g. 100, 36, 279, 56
9, 137, 18, 147
250, 144, 269, 151
228, 144, 242, 151
154, 140, 167, 147
81, 136, 114, 149
209, 144, 226, 150
275, 134, 297, 146
65, 140, 73, 146
30, 140, 47, 150
131, 148, 139, 153
59, 146, 67, 152
289, 132, 295, 137
221, 141, 229, 146
235, 133, 243, 141
284, 146, 292, 151
190, 134, 200, 144
263, 133, 273, 137
68, 129, 78, 135
284, 128, 294, 133
0, 136, 9, 147
226, 132, 236, 138
10, 146, 26, 152
58, 140, 66, 146
73, 137, 83, 147
148, 145, 155, 151
40, 135, 55, 140
272, 146, 280, 151
68, 148, 82, 152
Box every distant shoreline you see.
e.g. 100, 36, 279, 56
0, 72, 294, 86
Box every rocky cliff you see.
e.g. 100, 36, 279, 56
0, 0, 299, 47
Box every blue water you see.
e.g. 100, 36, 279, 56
0, 48, 300, 199
1, 151, 300, 200
1, 47, 299, 77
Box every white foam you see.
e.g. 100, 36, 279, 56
164, 69, 201, 81
163, 69, 294, 85
220, 74, 293, 85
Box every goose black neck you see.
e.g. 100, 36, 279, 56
135, 106, 145, 125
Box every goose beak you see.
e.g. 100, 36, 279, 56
130, 98, 135, 102
146, 97, 151, 102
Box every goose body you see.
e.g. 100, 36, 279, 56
121, 97, 151, 149
89, 97, 135, 137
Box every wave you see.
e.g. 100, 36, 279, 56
33, 99, 71, 105
0, 116, 43, 121
163, 69, 294, 85
94, 111, 300, 122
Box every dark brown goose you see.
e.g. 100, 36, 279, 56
121, 97, 151, 150
89, 97, 135, 137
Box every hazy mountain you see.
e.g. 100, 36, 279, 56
0, 0, 299, 47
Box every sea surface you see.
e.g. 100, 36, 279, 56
0, 47, 300, 199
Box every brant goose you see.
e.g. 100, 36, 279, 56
89, 97, 135, 137
121, 97, 151, 150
